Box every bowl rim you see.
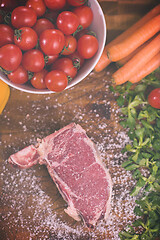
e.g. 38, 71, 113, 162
0, 0, 106, 94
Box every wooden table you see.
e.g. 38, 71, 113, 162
0, 1, 159, 239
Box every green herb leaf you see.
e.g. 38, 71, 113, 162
114, 69, 160, 239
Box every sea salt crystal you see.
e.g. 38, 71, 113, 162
22, 125, 27, 131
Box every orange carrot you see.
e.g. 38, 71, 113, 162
117, 37, 154, 66
112, 34, 160, 85
129, 52, 160, 84
117, 33, 160, 66
107, 14, 160, 62
94, 4, 160, 72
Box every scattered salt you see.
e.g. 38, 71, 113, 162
0, 78, 137, 240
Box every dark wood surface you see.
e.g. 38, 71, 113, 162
0, 1, 159, 239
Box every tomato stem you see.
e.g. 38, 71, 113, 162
28, 71, 34, 80
44, 55, 49, 64
14, 29, 22, 40
76, 0, 88, 5
72, 25, 83, 37
67, 76, 72, 82
4, 12, 11, 25
60, 43, 70, 55
0, 66, 12, 76
87, 31, 97, 37
72, 57, 81, 70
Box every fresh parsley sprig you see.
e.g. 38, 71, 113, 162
110, 69, 160, 240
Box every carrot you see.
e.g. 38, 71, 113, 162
94, 4, 160, 72
129, 52, 160, 84
107, 14, 160, 62
117, 44, 146, 67
117, 37, 154, 66
112, 34, 160, 85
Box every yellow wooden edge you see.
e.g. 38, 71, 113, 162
0, 80, 10, 114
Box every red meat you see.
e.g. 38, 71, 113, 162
8, 123, 112, 228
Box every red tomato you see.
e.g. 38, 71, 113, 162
148, 88, 160, 109
30, 69, 48, 89
57, 11, 79, 35
45, 70, 68, 92
0, 0, 18, 11
39, 29, 65, 55
73, 6, 93, 29
22, 49, 45, 72
33, 18, 54, 37
51, 57, 77, 79
67, 0, 85, 7
62, 35, 77, 55
0, 24, 14, 47
14, 27, 38, 51
44, 0, 66, 10
11, 6, 37, 29
68, 51, 84, 69
45, 54, 59, 65
77, 34, 98, 59
26, 0, 46, 17
0, 44, 22, 71
8, 65, 28, 84
68, 50, 84, 69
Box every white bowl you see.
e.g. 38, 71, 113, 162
0, 0, 106, 94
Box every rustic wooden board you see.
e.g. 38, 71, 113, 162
0, 1, 159, 239
0, 65, 134, 240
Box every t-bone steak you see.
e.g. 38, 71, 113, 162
8, 123, 112, 228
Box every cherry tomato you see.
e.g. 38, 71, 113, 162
33, 18, 54, 37
44, 0, 66, 10
51, 57, 77, 79
67, 0, 85, 7
77, 34, 98, 59
45, 70, 68, 92
22, 49, 45, 72
39, 29, 65, 55
11, 6, 37, 29
57, 11, 79, 35
68, 50, 84, 69
0, 44, 22, 71
0, 0, 18, 11
26, 0, 46, 17
14, 27, 38, 51
62, 35, 77, 55
45, 54, 59, 66
8, 65, 28, 84
30, 69, 48, 89
0, 24, 14, 47
148, 88, 160, 109
73, 6, 93, 29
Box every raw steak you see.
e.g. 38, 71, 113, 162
8, 123, 112, 228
